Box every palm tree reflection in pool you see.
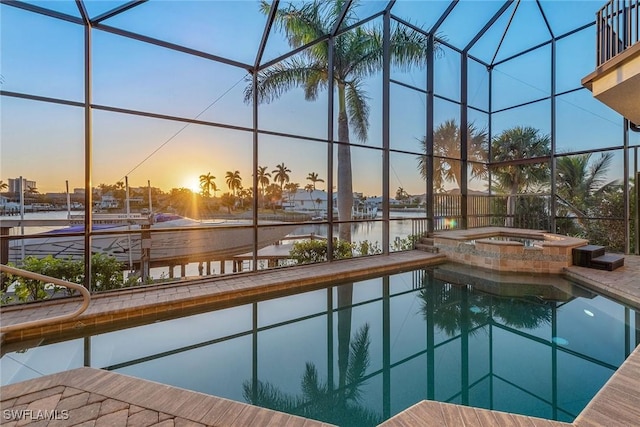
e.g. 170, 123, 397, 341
419, 279, 552, 337
242, 323, 381, 426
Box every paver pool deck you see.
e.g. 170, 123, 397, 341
1, 250, 639, 426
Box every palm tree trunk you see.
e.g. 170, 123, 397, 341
337, 283, 353, 394
507, 181, 518, 227
337, 85, 353, 243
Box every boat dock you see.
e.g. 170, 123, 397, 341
1, 215, 323, 280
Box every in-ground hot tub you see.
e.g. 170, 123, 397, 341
433, 227, 589, 273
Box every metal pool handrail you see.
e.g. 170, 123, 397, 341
0, 264, 91, 334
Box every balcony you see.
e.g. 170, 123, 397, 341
582, 0, 640, 124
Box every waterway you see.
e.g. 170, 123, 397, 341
2, 210, 425, 279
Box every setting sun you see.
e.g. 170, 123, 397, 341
184, 176, 201, 194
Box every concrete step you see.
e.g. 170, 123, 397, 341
419, 237, 434, 245
590, 254, 625, 271
415, 243, 439, 254
572, 245, 606, 267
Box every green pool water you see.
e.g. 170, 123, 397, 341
2, 264, 638, 425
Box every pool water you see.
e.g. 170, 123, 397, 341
1, 265, 638, 425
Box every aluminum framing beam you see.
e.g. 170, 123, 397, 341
382, 10, 391, 253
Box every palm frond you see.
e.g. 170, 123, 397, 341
243, 379, 300, 413
389, 22, 430, 70
345, 323, 370, 401
301, 362, 328, 402
587, 152, 614, 189
246, 58, 327, 104
342, 26, 384, 78
268, 0, 329, 48
345, 79, 370, 142
304, 63, 329, 101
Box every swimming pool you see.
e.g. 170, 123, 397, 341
1, 264, 638, 425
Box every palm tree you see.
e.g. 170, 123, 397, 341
284, 182, 300, 207
256, 165, 271, 207
272, 163, 291, 190
418, 119, 488, 192
246, 0, 431, 241
167, 188, 194, 217
490, 126, 551, 225
265, 183, 282, 213
304, 183, 317, 212
556, 152, 618, 236
237, 186, 252, 209
220, 192, 235, 214
113, 181, 126, 202
199, 172, 216, 198
225, 170, 242, 197
0, 180, 7, 192
556, 153, 616, 218
395, 186, 408, 202
306, 172, 325, 191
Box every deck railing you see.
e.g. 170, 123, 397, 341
432, 194, 552, 231
0, 264, 91, 333
597, 0, 639, 66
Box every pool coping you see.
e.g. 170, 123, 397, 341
0, 250, 447, 345
1, 249, 639, 426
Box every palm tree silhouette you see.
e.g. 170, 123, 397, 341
306, 172, 325, 191
256, 165, 271, 208
199, 172, 216, 198
0, 180, 8, 191
272, 163, 291, 190
246, 0, 431, 241
284, 182, 300, 207
225, 170, 243, 197
418, 119, 488, 192
265, 183, 282, 213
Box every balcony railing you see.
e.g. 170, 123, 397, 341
597, 0, 639, 66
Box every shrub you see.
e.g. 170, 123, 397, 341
5, 253, 126, 304
289, 238, 382, 264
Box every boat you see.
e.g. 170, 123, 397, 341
8, 213, 299, 265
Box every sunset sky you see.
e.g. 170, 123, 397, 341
1, 0, 635, 196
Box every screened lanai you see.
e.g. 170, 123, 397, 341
1, 0, 638, 287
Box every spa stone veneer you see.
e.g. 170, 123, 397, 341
433, 227, 589, 274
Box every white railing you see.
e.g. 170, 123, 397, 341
0, 264, 91, 334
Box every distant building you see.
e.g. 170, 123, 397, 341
283, 190, 379, 219
98, 194, 119, 210
283, 189, 330, 213
8, 178, 36, 193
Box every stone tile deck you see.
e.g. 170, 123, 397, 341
565, 253, 640, 309
1, 250, 639, 426
0, 367, 334, 426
